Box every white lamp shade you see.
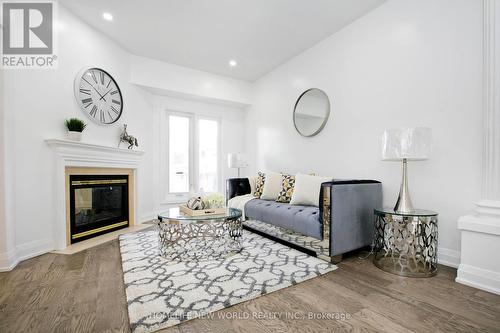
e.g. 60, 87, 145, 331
381, 127, 432, 161
227, 153, 248, 168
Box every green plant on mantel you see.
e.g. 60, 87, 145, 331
65, 118, 87, 132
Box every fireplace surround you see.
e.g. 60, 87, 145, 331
46, 139, 144, 250
69, 174, 129, 243
65, 167, 136, 245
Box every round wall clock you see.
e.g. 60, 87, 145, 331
74, 67, 123, 125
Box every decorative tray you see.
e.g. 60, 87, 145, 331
179, 205, 226, 216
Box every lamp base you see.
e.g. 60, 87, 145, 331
394, 159, 415, 213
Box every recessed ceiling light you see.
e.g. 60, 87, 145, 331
102, 12, 113, 21
229, 60, 237, 67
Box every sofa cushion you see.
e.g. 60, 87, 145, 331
244, 199, 322, 239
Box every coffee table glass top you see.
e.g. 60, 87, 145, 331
158, 207, 242, 221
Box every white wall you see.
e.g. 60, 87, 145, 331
1, 5, 156, 263
245, 0, 483, 265
0, 64, 17, 270
0, 65, 14, 268
0, 5, 248, 269
0, 68, 4, 255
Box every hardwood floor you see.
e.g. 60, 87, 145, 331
1, 240, 499, 333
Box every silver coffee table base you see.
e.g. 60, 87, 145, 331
157, 208, 243, 261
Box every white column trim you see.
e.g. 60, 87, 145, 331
456, 0, 500, 295
482, 0, 500, 201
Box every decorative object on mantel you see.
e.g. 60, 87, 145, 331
227, 152, 248, 177
64, 118, 87, 141
74, 67, 123, 125
293, 88, 330, 137
118, 124, 139, 149
381, 127, 431, 213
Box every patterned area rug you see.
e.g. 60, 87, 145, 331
119, 229, 336, 333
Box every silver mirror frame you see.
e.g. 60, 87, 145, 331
293, 88, 330, 137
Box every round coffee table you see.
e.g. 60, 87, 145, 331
157, 207, 242, 261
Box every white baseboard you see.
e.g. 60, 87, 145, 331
437, 247, 460, 268
0, 241, 463, 272
0, 238, 53, 272
16, 238, 53, 262
0, 248, 18, 272
456, 264, 500, 295
0, 215, 157, 272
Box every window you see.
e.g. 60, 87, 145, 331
164, 112, 220, 202
198, 119, 219, 193
168, 115, 191, 193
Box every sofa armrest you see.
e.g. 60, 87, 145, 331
328, 180, 382, 256
226, 178, 251, 202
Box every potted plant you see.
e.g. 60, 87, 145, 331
65, 118, 87, 141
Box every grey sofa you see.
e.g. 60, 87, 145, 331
226, 178, 382, 263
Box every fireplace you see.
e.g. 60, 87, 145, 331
69, 174, 129, 243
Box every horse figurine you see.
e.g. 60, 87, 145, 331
118, 124, 138, 149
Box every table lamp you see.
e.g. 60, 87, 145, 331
227, 153, 248, 178
382, 127, 432, 213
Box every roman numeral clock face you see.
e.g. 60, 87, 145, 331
74, 68, 123, 125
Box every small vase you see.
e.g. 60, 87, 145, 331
67, 131, 82, 141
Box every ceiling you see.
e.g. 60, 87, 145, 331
59, 0, 386, 81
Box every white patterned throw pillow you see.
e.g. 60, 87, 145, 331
290, 173, 332, 207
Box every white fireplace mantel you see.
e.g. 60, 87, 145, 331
45, 139, 145, 166
45, 139, 145, 250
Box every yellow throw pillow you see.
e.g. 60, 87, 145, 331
276, 174, 295, 203
254, 171, 266, 198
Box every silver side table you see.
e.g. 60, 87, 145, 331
373, 208, 438, 277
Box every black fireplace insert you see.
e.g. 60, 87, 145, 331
69, 174, 129, 243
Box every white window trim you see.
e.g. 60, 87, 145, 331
161, 110, 222, 204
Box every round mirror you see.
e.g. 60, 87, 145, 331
293, 88, 330, 137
